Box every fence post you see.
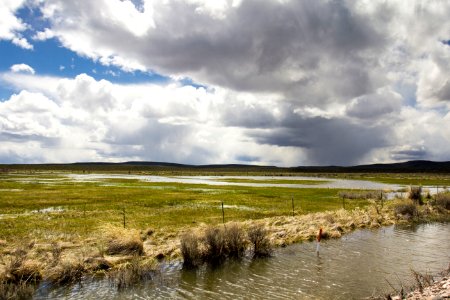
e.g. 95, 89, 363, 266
123, 206, 126, 228
291, 195, 295, 217
221, 201, 225, 224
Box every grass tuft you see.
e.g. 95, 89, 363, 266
434, 193, 450, 210
0, 280, 35, 300
408, 186, 423, 205
100, 225, 144, 256
108, 257, 154, 290
248, 224, 272, 258
47, 261, 85, 285
394, 201, 418, 219
224, 223, 247, 259
180, 231, 202, 268
203, 226, 227, 264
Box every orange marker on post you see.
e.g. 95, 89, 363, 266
316, 228, 322, 255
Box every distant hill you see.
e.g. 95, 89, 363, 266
1, 160, 450, 173
291, 160, 450, 173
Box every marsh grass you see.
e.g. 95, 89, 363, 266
47, 260, 85, 285
393, 201, 418, 218
180, 232, 202, 268
408, 186, 423, 205
0, 173, 366, 244
180, 223, 269, 267
203, 226, 227, 264
224, 223, 247, 259
248, 224, 272, 257
338, 190, 384, 200
108, 257, 155, 290
0, 280, 35, 300
0, 171, 449, 294
434, 193, 450, 210
100, 225, 144, 256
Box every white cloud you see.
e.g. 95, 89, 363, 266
10, 64, 36, 75
2, 0, 450, 165
12, 36, 33, 49
32, 28, 55, 41
0, 0, 33, 49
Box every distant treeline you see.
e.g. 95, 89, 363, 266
1, 160, 450, 173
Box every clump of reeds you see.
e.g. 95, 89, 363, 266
4, 247, 42, 284
180, 223, 270, 267
100, 225, 144, 256
393, 200, 418, 218
180, 231, 202, 268
47, 260, 85, 285
338, 190, 383, 200
247, 224, 272, 258
224, 223, 247, 259
408, 186, 423, 205
434, 193, 450, 210
108, 257, 154, 290
51, 242, 63, 266
0, 280, 35, 300
410, 268, 434, 293
203, 226, 227, 265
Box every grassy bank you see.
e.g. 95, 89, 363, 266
0, 172, 449, 298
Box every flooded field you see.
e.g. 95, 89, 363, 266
66, 174, 403, 190
35, 223, 450, 299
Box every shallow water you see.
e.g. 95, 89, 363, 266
35, 223, 450, 299
66, 174, 403, 191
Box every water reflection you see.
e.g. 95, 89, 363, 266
35, 223, 450, 299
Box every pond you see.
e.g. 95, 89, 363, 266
35, 223, 450, 299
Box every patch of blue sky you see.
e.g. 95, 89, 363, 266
15, 3, 50, 34
0, 38, 171, 100
0, 38, 170, 83
1, 4, 208, 100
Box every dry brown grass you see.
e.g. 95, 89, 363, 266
248, 224, 272, 257
394, 200, 418, 218
224, 223, 247, 259
180, 231, 202, 268
108, 257, 154, 290
0, 280, 35, 300
100, 225, 144, 256
46, 260, 85, 285
203, 226, 227, 264
434, 193, 450, 210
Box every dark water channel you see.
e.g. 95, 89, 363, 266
35, 223, 450, 299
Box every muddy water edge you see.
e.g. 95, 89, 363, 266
33, 223, 450, 299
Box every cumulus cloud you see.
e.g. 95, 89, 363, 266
1, 0, 450, 165
0, 0, 33, 49
346, 88, 403, 120
10, 64, 35, 74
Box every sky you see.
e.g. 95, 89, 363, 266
0, 0, 450, 166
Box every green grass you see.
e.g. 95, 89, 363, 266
0, 173, 367, 242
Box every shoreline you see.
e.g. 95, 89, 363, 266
0, 201, 449, 297
405, 276, 450, 299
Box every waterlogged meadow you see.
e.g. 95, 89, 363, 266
0, 172, 372, 243
0, 170, 449, 299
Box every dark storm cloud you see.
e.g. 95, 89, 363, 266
45, 0, 386, 105
390, 148, 428, 161
249, 115, 389, 166
138, 0, 385, 100
0, 132, 60, 146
